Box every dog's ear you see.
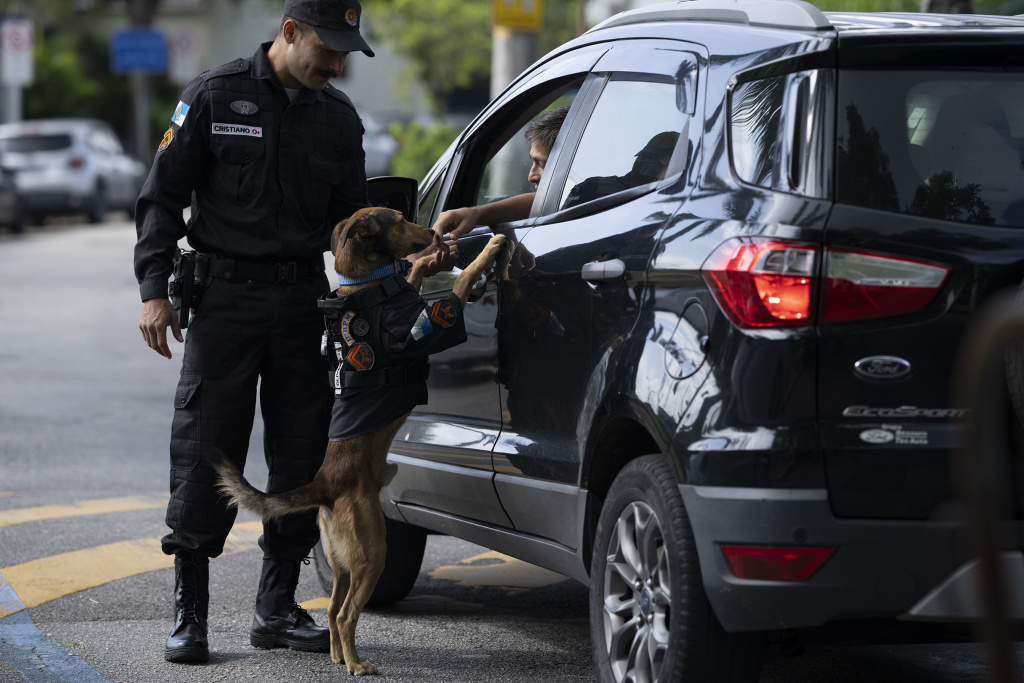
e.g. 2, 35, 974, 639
334, 220, 354, 253
334, 211, 380, 253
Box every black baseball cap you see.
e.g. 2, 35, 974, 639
282, 0, 375, 57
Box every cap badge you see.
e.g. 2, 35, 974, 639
345, 8, 358, 26
230, 100, 259, 116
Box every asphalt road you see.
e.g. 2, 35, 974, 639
0, 218, 1020, 683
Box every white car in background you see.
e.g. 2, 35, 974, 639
0, 118, 145, 224
362, 113, 398, 178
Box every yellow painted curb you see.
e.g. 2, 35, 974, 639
0, 521, 262, 618
0, 496, 167, 528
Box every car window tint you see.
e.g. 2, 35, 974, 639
559, 78, 687, 210
837, 71, 1024, 227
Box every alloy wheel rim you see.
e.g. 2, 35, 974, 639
601, 500, 671, 683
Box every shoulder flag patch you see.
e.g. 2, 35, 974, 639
172, 101, 189, 127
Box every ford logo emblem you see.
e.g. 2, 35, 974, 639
854, 356, 911, 381
860, 429, 895, 444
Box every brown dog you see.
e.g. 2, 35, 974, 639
215, 207, 505, 675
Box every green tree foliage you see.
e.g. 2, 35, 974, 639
25, 30, 179, 155
366, 0, 580, 113
367, 0, 491, 112
387, 119, 461, 182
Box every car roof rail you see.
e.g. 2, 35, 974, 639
588, 0, 833, 33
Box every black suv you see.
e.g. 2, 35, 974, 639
315, 3, 1024, 680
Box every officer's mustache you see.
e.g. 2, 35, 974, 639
318, 69, 338, 80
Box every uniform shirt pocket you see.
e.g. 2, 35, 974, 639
302, 152, 348, 222
209, 138, 265, 205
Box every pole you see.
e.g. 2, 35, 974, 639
490, 24, 537, 101
2, 86, 21, 123
131, 71, 151, 167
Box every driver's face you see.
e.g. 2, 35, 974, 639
528, 142, 550, 189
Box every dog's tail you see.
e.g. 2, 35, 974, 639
212, 453, 326, 519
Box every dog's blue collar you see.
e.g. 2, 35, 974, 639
336, 259, 410, 286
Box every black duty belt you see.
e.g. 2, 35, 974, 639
204, 256, 323, 283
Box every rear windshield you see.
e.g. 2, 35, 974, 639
837, 71, 1024, 227
0, 134, 73, 153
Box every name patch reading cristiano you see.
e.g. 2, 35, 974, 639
212, 123, 263, 137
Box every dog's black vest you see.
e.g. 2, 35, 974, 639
320, 274, 467, 440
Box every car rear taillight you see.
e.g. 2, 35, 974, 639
823, 250, 950, 323
68, 157, 85, 169
703, 238, 951, 328
702, 237, 817, 328
721, 546, 835, 581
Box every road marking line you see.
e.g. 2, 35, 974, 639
0, 610, 113, 683
0, 521, 262, 619
430, 550, 566, 590
0, 496, 167, 528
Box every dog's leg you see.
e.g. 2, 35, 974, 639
451, 235, 506, 307
331, 490, 387, 675
406, 252, 435, 293
321, 510, 351, 665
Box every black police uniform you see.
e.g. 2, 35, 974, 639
134, 42, 369, 563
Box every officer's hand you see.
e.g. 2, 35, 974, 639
139, 298, 182, 360
431, 207, 479, 245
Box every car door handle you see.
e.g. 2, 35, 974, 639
581, 258, 626, 283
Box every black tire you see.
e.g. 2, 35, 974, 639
9, 207, 24, 234
88, 185, 106, 224
590, 455, 764, 683
311, 513, 427, 606
1006, 281, 1024, 427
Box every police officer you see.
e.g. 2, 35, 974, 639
134, 0, 375, 664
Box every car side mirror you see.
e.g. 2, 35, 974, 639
367, 176, 419, 224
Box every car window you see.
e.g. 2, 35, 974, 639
558, 77, 689, 210
475, 90, 579, 208
837, 71, 1024, 227
731, 69, 833, 198
731, 74, 786, 189
417, 82, 583, 296
418, 173, 442, 229
0, 134, 72, 153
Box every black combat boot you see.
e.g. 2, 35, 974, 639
250, 557, 329, 652
164, 552, 210, 663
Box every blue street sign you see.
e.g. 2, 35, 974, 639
111, 29, 167, 74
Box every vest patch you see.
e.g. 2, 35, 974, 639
212, 123, 263, 138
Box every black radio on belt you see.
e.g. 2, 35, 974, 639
168, 250, 204, 329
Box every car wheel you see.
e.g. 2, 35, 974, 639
312, 513, 427, 606
10, 206, 24, 234
88, 185, 106, 224
590, 455, 764, 683
1007, 281, 1024, 428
